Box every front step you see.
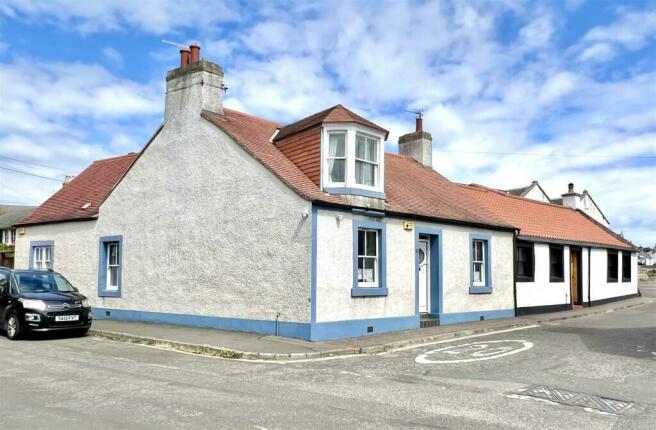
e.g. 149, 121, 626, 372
420, 315, 439, 328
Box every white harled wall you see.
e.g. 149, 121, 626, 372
314, 209, 515, 323
516, 243, 572, 309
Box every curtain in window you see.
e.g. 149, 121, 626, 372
328, 133, 345, 183
355, 135, 378, 186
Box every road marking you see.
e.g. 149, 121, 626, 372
380, 324, 540, 354
415, 339, 534, 364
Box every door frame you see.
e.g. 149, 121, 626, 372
415, 227, 442, 318
570, 246, 583, 306
418, 238, 430, 314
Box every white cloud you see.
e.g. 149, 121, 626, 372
579, 42, 616, 62
0, 57, 162, 205
583, 9, 656, 50
102, 47, 123, 66
0, 0, 241, 34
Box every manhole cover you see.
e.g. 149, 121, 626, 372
508, 385, 633, 414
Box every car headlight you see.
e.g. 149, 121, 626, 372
19, 299, 47, 311
82, 299, 91, 308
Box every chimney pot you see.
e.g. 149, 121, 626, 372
568, 183, 574, 193
180, 49, 191, 67
190, 43, 200, 64
416, 113, 423, 132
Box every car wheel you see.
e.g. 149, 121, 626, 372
6, 313, 21, 340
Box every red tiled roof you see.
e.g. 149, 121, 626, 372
458, 184, 632, 249
18, 153, 138, 226
204, 108, 513, 229
274, 104, 389, 141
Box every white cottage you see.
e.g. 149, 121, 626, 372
13, 47, 519, 340
13, 46, 637, 340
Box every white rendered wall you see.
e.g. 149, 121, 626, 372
516, 243, 572, 308
93, 118, 313, 323
589, 249, 638, 301
14, 221, 97, 294
314, 210, 515, 323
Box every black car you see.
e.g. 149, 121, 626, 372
0, 268, 92, 340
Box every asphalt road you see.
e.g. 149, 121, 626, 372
1, 292, 654, 429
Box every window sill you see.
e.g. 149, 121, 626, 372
98, 289, 121, 298
549, 277, 564, 283
621, 278, 631, 283
324, 187, 385, 200
469, 286, 493, 294
351, 287, 388, 297
517, 276, 534, 283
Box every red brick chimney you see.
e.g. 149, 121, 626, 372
190, 43, 200, 64
179, 48, 190, 67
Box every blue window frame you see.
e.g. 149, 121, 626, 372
98, 236, 123, 298
29, 240, 54, 270
469, 233, 492, 294
352, 220, 387, 297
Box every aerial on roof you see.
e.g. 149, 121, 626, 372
17, 153, 138, 226
458, 184, 632, 249
203, 108, 513, 230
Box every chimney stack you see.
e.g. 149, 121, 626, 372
165, 43, 224, 123
568, 183, 574, 193
399, 112, 432, 168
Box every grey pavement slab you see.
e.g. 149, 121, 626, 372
89, 293, 654, 358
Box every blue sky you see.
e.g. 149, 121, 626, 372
0, 0, 654, 245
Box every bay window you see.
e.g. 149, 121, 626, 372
322, 125, 385, 199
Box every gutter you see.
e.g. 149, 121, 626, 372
14, 216, 99, 228
516, 235, 633, 251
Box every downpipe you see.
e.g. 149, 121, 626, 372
274, 312, 281, 336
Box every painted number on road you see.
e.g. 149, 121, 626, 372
416, 340, 534, 364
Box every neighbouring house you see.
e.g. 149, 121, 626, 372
460, 184, 637, 313
13, 45, 638, 340
551, 183, 610, 227
0, 205, 36, 268
504, 181, 551, 204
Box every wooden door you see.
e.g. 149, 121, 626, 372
570, 252, 579, 304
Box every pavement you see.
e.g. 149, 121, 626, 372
1, 284, 655, 429
88, 291, 655, 360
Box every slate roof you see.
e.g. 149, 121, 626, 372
0, 206, 36, 229
458, 184, 632, 249
17, 154, 138, 226
274, 104, 389, 141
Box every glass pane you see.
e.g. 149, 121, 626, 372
328, 159, 345, 182
475, 241, 484, 261
358, 257, 364, 282
44, 247, 50, 262
363, 257, 376, 283
109, 267, 119, 288
474, 262, 483, 282
418, 248, 425, 265
356, 135, 366, 159
366, 230, 377, 256
108, 243, 119, 265
355, 161, 375, 186
329, 133, 345, 157
366, 138, 377, 162
358, 230, 365, 256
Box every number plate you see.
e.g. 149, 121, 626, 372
55, 315, 79, 322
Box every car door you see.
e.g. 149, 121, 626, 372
0, 270, 9, 323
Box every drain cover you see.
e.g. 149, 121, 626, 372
509, 385, 633, 414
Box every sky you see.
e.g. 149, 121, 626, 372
0, 0, 654, 246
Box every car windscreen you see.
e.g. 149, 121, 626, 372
15, 272, 76, 293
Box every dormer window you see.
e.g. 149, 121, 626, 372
321, 124, 385, 199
